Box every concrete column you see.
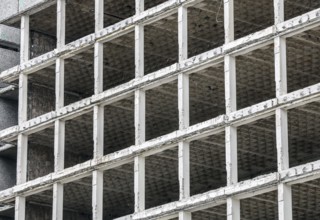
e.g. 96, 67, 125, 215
224, 0, 240, 219
134, 0, 146, 213
53, 1, 66, 219
178, 5, 191, 219
15, 14, 30, 220
92, 0, 105, 219
274, 1, 292, 220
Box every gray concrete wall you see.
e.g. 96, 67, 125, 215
0, 0, 18, 23
0, 157, 16, 191
0, 98, 18, 130
0, 25, 20, 47
0, 0, 55, 23
0, 48, 19, 72
0, 25, 20, 72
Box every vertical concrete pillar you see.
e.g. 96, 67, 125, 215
52, 1, 66, 219
224, 1, 240, 219
92, 0, 105, 219
134, 0, 146, 213
274, 1, 292, 220
15, 14, 30, 220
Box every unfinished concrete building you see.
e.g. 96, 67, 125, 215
1, 0, 320, 219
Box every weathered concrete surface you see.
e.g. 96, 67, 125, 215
0, 0, 18, 23
0, 158, 16, 191
0, 25, 20, 72
0, 99, 18, 131
0, 25, 20, 48
19, 0, 53, 11
0, 0, 55, 24
0, 49, 19, 73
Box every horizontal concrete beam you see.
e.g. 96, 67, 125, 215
1, 4, 320, 83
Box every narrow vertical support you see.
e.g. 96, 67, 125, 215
17, 74, 28, 186
15, 197, 26, 220
18, 73, 28, 126
52, 72, 65, 214
224, 0, 234, 43
57, 0, 66, 48
92, 108, 104, 220
93, 105, 104, 158
92, 1, 105, 219
179, 211, 192, 220
134, 90, 145, 213
178, 5, 191, 219
16, 134, 28, 185
93, 41, 104, 159
276, 108, 289, 171
18, 14, 29, 124
274, 1, 292, 220
53, 1, 66, 219
95, 0, 104, 32
224, 56, 237, 188
225, 126, 237, 185
225, 125, 239, 220
274, 0, 284, 24
92, 104, 104, 220
278, 182, 292, 220
178, 72, 189, 130
178, 141, 190, 199
16, 15, 30, 220
227, 197, 240, 220
274, 37, 287, 98
224, 55, 236, 114
224, 0, 239, 217
135, 90, 146, 144
94, 42, 104, 94
55, 58, 65, 109
136, 0, 144, 13
92, 170, 104, 220
135, 25, 144, 78
54, 120, 65, 172
134, 0, 146, 213
52, 183, 64, 220
178, 5, 189, 128
134, 156, 145, 212
20, 15, 29, 63
178, 6, 188, 62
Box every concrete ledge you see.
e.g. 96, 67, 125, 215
0, 0, 56, 24
0, 25, 20, 48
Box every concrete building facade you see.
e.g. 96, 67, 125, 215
1, 0, 320, 219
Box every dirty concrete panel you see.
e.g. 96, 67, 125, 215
0, 0, 18, 22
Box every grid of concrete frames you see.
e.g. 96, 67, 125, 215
1, 0, 320, 219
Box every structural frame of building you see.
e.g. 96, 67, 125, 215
1, 0, 320, 219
